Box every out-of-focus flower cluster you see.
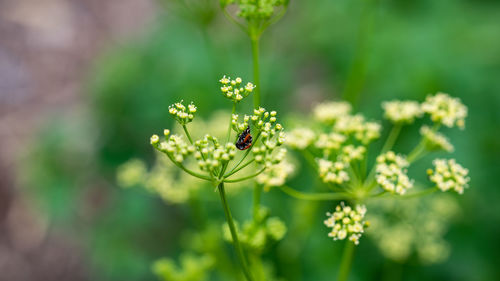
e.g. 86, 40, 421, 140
420, 125, 454, 152
428, 159, 470, 194
223, 207, 287, 252
334, 114, 381, 145
220, 0, 288, 21
313, 101, 352, 124
219, 75, 255, 103
382, 100, 422, 124
282, 92, 469, 245
324, 202, 368, 245
367, 195, 459, 264
318, 159, 349, 184
257, 160, 294, 189
421, 92, 467, 128
117, 156, 201, 204
375, 151, 413, 195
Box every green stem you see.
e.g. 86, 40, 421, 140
381, 123, 402, 153
224, 168, 266, 183
251, 37, 261, 108
338, 241, 356, 281
407, 138, 427, 163
217, 183, 254, 281
182, 125, 194, 144
224, 159, 255, 178
371, 187, 439, 200
227, 103, 236, 144
279, 185, 351, 201
165, 152, 212, 181
407, 123, 440, 163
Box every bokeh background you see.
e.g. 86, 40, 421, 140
1, 0, 500, 280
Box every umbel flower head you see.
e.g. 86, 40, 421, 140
382, 100, 423, 124
420, 125, 454, 152
421, 92, 467, 129
219, 75, 255, 103
428, 159, 470, 194
149, 76, 291, 189
375, 151, 413, 195
324, 202, 368, 245
334, 114, 381, 145
285, 127, 316, 149
151, 132, 196, 164
256, 159, 294, 189
313, 101, 352, 124
194, 135, 237, 174
318, 159, 349, 184
168, 100, 197, 125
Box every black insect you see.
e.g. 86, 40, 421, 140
236, 125, 253, 150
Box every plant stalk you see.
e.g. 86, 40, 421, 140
338, 241, 356, 281
251, 37, 261, 108
217, 183, 254, 281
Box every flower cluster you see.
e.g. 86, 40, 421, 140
318, 159, 349, 184
313, 101, 352, 124
428, 159, 470, 194
256, 160, 294, 188
382, 100, 423, 124
367, 195, 459, 264
152, 132, 195, 164
220, 0, 288, 21
285, 127, 316, 149
334, 114, 381, 145
375, 151, 413, 195
194, 135, 237, 174
219, 75, 255, 103
420, 125, 454, 152
169, 101, 197, 125
421, 92, 467, 128
117, 155, 202, 205
237, 107, 286, 166
314, 132, 346, 156
339, 145, 366, 163
324, 202, 368, 245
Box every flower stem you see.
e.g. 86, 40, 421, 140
381, 123, 402, 154
338, 241, 356, 281
224, 168, 266, 183
227, 103, 236, 144
217, 183, 254, 281
251, 37, 261, 108
279, 185, 351, 201
407, 138, 427, 163
182, 125, 194, 144
224, 159, 255, 178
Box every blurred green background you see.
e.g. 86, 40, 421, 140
3, 0, 500, 280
